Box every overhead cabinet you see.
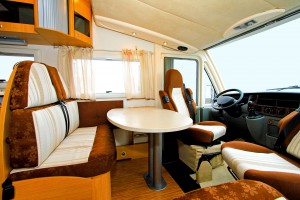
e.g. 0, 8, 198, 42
0, 0, 92, 47
69, 0, 92, 45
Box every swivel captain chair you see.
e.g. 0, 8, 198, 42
159, 69, 226, 145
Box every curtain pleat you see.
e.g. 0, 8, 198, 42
58, 46, 95, 100
122, 49, 155, 100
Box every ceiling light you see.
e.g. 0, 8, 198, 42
132, 32, 136, 36
163, 42, 168, 46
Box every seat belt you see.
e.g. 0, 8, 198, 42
274, 107, 300, 152
57, 100, 70, 138
183, 83, 195, 122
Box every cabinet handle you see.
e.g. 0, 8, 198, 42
0, 24, 3, 28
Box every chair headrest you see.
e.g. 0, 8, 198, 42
165, 69, 183, 95
10, 61, 70, 110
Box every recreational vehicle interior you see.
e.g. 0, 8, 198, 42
1, 0, 300, 199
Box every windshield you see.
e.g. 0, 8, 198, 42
207, 15, 300, 93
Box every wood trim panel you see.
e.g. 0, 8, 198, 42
116, 143, 148, 160
35, 27, 92, 47
0, 68, 17, 198
33, 0, 39, 27
12, 172, 111, 200
0, 22, 36, 33
74, 0, 91, 21
74, 30, 92, 46
92, 172, 111, 200
69, 0, 75, 37
6, 0, 34, 4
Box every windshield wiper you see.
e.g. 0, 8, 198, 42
267, 85, 300, 91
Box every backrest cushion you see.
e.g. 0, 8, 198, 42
9, 101, 79, 168
10, 61, 58, 110
164, 69, 190, 117
47, 65, 71, 100
9, 104, 65, 167
172, 88, 190, 117
66, 101, 79, 134
286, 130, 300, 159
58, 72, 71, 99
277, 110, 300, 149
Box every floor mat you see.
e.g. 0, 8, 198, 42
163, 160, 200, 193
190, 162, 236, 188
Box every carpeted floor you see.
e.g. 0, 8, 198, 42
163, 160, 200, 193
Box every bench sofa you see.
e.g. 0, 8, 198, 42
0, 61, 122, 199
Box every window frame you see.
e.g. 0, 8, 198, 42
92, 51, 126, 99
0, 46, 39, 82
0, 46, 40, 60
163, 55, 201, 105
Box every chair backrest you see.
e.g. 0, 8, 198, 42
277, 108, 300, 159
159, 69, 196, 119
0, 61, 74, 186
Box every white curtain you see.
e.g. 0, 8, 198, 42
58, 46, 95, 100
122, 49, 155, 100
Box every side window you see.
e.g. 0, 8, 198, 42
0, 52, 34, 104
202, 68, 216, 105
92, 60, 125, 95
92, 57, 140, 99
164, 57, 199, 104
0, 53, 34, 81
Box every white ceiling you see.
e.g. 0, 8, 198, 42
92, 0, 300, 52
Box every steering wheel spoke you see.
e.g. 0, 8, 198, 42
211, 89, 244, 110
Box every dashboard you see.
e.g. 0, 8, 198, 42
228, 91, 300, 118
219, 91, 300, 148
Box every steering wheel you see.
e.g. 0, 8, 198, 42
212, 89, 244, 110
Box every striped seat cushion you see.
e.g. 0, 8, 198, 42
190, 124, 226, 141
9, 124, 116, 181
221, 141, 300, 199
9, 101, 79, 168
10, 61, 58, 110
10, 126, 96, 172
222, 147, 300, 179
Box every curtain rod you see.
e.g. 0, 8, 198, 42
53, 46, 122, 53
93, 49, 122, 53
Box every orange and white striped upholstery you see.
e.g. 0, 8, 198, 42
287, 130, 300, 159
160, 69, 226, 144
9, 61, 80, 166
8, 61, 113, 180
221, 110, 300, 199
11, 126, 96, 173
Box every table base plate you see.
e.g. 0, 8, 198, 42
144, 173, 167, 190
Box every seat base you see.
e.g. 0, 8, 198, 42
178, 140, 223, 172
10, 172, 111, 200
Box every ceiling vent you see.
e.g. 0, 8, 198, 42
224, 9, 285, 37
0, 36, 27, 46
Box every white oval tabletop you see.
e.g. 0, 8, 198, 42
107, 107, 193, 133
